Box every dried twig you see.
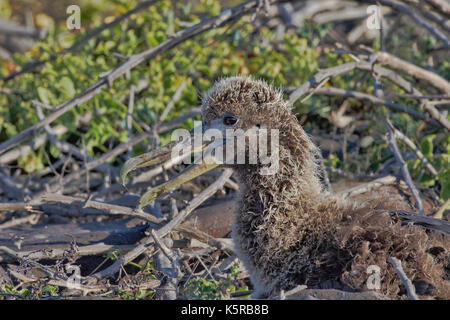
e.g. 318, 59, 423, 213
374, 51, 450, 94
160, 81, 187, 123
176, 225, 235, 253
384, 118, 424, 215
382, 209, 450, 234
0, 125, 67, 166
8, 269, 107, 294
40, 193, 163, 224
90, 169, 233, 280
391, 127, 438, 177
0, 243, 136, 264
363, 0, 450, 48
0, 213, 40, 230
388, 257, 419, 300
312, 87, 437, 126
425, 0, 450, 15
150, 229, 174, 263
288, 62, 357, 105
338, 175, 398, 198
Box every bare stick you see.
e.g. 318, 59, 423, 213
364, 0, 450, 48
150, 229, 174, 263
8, 269, 107, 294
0, 213, 40, 229
321, 56, 449, 129
0, 243, 136, 263
388, 257, 419, 300
0, 246, 63, 280
379, 209, 450, 234
160, 81, 187, 123
0, 125, 67, 165
176, 225, 235, 253
288, 62, 357, 105
40, 193, 163, 224
384, 118, 424, 215
425, 0, 450, 15
90, 169, 233, 280
312, 87, 438, 126
338, 175, 398, 198
392, 128, 438, 177
374, 51, 450, 94
288, 58, 449, 129
34, 103, 115, 175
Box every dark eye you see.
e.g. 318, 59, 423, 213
223, 115, 238, 126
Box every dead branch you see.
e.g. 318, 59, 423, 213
150, 229, 175, 263
176, 224, 235, 253
0, 213, 40, 230
276, 287, 391, 300
374, 51, 450, 94
388, 257, 419, 300
34, 103, 116, 175
288, 62, 357, 105
287, 59, 448, 129
0, 125, 67, 166
0, 243, 136, 264
381, 209, 450, 234
384, 119, 425, 215
153, 237, 180, 300
318, 56, 450, 129
312, 87, 437, 126
425, 0, 450, 15
0, 19, 43, 39
8, 269, 107, 295
392, 127, 438, 177
337, 175, 398, 198
159, 81, 187, 123
90, 169, 233, 281
363, 0, 450, 48
40, 193, 163, 224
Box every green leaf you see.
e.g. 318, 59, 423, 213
420, 135, 435, 159
37, 87, 52, 105
438, 168, 450, 201
419, 173, 435, 187
43, 285, 58, 296
58, 76, 76, 98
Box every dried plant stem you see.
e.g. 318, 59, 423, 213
388, 257, 419, 300
384, 118, 425, 215
90, 169, 233, 280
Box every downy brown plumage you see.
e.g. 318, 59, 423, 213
201, 76, 449, 299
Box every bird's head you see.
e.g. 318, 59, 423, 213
121, 76, 317, 209
201, 76, 290, 132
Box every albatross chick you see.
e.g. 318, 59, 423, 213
122, 77, 449, 299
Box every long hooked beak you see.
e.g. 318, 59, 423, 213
120, 125, 223, 210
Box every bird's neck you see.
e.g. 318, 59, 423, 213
233, 130, 326, 230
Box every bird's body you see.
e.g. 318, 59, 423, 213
202, 77, 450, 299
124, 76, 450, 299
